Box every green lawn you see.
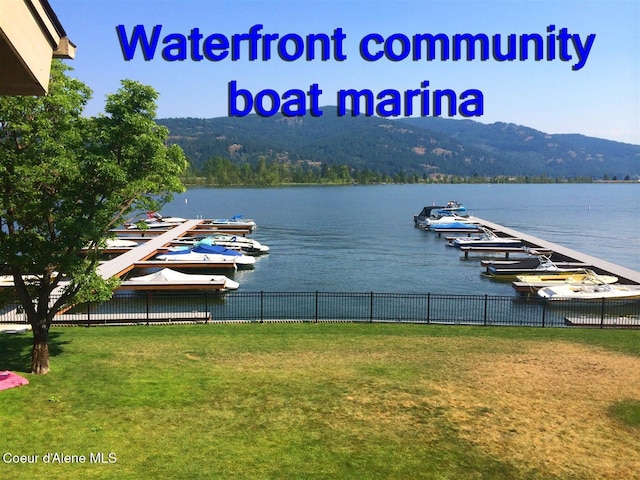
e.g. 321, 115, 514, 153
1, 323, 639, 479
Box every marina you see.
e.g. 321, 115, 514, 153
1, 185, 639, 328
92, 205, 640, 298
466, 216, 640, 285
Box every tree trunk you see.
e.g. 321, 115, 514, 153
31, 323, 50, 375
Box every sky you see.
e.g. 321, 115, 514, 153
51, 0, 640, 145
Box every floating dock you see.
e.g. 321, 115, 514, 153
98, 220, 204, 279
458, 245, 552, 258
468, 216, 640, 285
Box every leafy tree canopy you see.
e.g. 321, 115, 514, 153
0, 61, 187, 374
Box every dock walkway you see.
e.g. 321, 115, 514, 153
98, 220, 203, 279
469, 216, 640, 284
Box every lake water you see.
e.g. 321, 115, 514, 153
161, 184, 640, 295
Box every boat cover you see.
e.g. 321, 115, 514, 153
415, 206, 445, 218
192, 244, 242, 256
431, 222, 478, 230
126, 268, 225, 284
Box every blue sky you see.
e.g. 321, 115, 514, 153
52, 0, 639, 144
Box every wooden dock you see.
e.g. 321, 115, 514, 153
564, 316, 640, 328
432, 226, 482, 237
98, 220, 203, 279
111, 223, 253, 237
134, 260, 238, 270
469, 216, 640, 284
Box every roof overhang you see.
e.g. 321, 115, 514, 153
0, 0, 75, 96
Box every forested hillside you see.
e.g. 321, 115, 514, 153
158, 111, 639, 182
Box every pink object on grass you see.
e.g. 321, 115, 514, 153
0, 371, 29, 391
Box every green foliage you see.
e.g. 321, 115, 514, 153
159, 112, 640, 183
0, 61, 187, 371
184, 155, 379, 186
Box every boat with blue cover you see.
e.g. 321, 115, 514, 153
155, 244, 256, 266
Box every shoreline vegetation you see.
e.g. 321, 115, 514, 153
180, 156, 635, 186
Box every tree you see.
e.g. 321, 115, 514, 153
0, 61, 187, 374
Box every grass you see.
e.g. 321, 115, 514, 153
609, 400, 640, 429
1, 323, 639, 479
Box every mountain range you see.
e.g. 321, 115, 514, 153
158, 108, 640, 180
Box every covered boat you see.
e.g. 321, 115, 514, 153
413, 206, 445, 227
155, 244, 256, 266
413, 202, 467, 227
422, 213, 474, 229
0, 324, 32, 334
194, 235, 269, 255
119, 268, 239, 292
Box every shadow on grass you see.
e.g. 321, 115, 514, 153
609, 400, 640, 429
0, 331, 69, 372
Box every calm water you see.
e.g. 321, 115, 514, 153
161, 184, 640, 295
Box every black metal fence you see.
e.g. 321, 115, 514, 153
2, 291, 639, 328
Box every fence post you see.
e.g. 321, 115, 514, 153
483, 294, 488, 326
426, 293, 431, 324
600, 297, 605, 329
260, 290, 264, 323
204, 292, 209, 323
541, 298, 546, 328
146, 293, 150, 326
315, 291, 319, 323
86, 302, 91, 328
370, 292, 374, 323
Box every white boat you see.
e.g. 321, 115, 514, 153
511, 270, 619, 294
207, 215, 257, 231
0, 273, 59, 288
126, 211, 187, 230
430, 221, 481, 233
516, 271, 618, 285
155, 244, 256, 266
105, 238, 138, 248
484, 256, 588, 278
537, 283, 640, 301
414, 202, 467, 227
119, 268, 239, 292
191, 235, 269, 255
423, 213, 475, 229
0, 323, 32, 334
449, 227, 522, 248
440, 200, 466, 212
